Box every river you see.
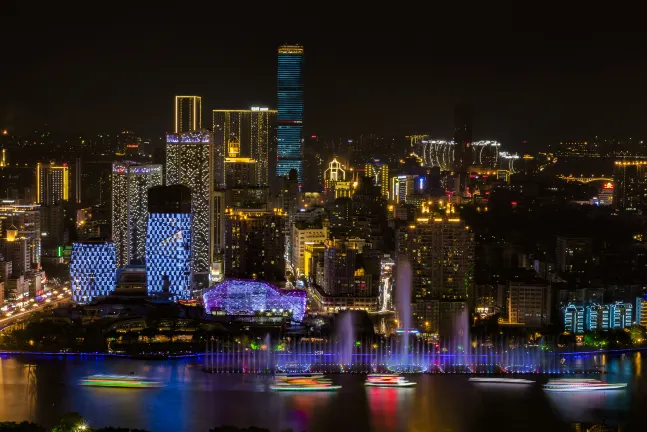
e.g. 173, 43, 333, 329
0, 352, 644, 431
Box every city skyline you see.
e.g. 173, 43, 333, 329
2, 9, 647, 150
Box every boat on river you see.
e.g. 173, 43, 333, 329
543, 378, 626, 392
79, 374, 163, 388
365, 374, 416, 387
270, 373, 341, 391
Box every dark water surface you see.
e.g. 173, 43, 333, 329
0, 352, 644, 431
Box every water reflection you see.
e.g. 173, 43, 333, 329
545, 390, 627, 426
0, 354, 643, 431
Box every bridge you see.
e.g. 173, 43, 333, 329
558, 175, 613, 184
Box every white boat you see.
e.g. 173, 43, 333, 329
365, 374, 416, 387
469, 377, 535, 385
543, 379, 627, 392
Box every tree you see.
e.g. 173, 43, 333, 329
51, 412, 85, 432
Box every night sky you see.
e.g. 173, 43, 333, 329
2, 6, 646, 151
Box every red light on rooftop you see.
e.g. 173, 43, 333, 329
311, 135, 317, 139
511, 201, 518, 206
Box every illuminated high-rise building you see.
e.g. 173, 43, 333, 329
174, 96, 202, 133
36, 162, 69, 205
166, 130, 213, 286
111, 162, 163, 267
0, 202, 41, 267
613, 159, 647, 211
396, 217, 474, 328
70, 239, 117, 303
212, 107, 276, 188
224, 208, 285, 282
146, 185, 192, 300
365, 160, 389, 199
277, 44, 304, 186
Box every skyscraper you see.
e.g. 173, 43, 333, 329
212, 107, 276, 188
146, 185, 192, 300
111, 162, 163, 267
166, 130, 213, 286
70, 239, 117, 303
613, 159, 647, 211
36, 162, 69, 205
224, 208, 285, 282
453, 103, 472, 190
175, 96, 202, 133
396, 217, 474, 301
277, 45, 304, 186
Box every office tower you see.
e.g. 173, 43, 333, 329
365, 160, 389, 199
40, 204, 64, 247
166, 131, 213, 286
453, 104, 472, 191
277, 44, 304, 186
174, 96, 202, 133
613, 159, 647, 210
396, 217, 474, 302
74, 157, 82, 204
291, 220, 328, 276
111, 162, 163, 267
212, 108, 277, 189
70, 239, 117, 303
224, 209, 285, 281
146, 185, 192, 300
224, 138, 258, 188
251, 107, 277, 186
0, 202, 41, 266
36, 162, 69, 205
507, 280, 552, 327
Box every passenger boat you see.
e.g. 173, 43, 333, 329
543, 378, 627, 392
270, 373, 341, 391
365, 374, 416, 387
469, 377, 535, 385
79, 374, 163, 388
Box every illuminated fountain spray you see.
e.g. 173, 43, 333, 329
396, 257, 412, 366
338, 311, 355, 366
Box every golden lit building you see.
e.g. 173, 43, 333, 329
365, 161, 389, 199
175, 96, 202, 133
212, 108, 277, 188
36, 162, 69, 205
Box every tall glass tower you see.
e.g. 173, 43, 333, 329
146, 185, 192, 300
277, 45, 304, 186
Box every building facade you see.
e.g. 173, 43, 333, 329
111, 162, 163, 267
174, 96, 202, 133
290, 221, 328, 276
166, 130, 213, 287
277, 45, 304, 185
36, 162, 69, 205
224, 209, 285, 282
145, 185, 192, 300
613, 159, 647, 211
507, 281, 551, 328
396, 217, 475, 302
70, 240, 117, 303
212, 108, 277, 189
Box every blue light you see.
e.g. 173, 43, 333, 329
203, 279, 307, 322
146, 212, 192, 300
277, 46, 304, 184
70, 241, 117, 303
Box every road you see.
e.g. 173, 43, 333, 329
0, 294, 72, 331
